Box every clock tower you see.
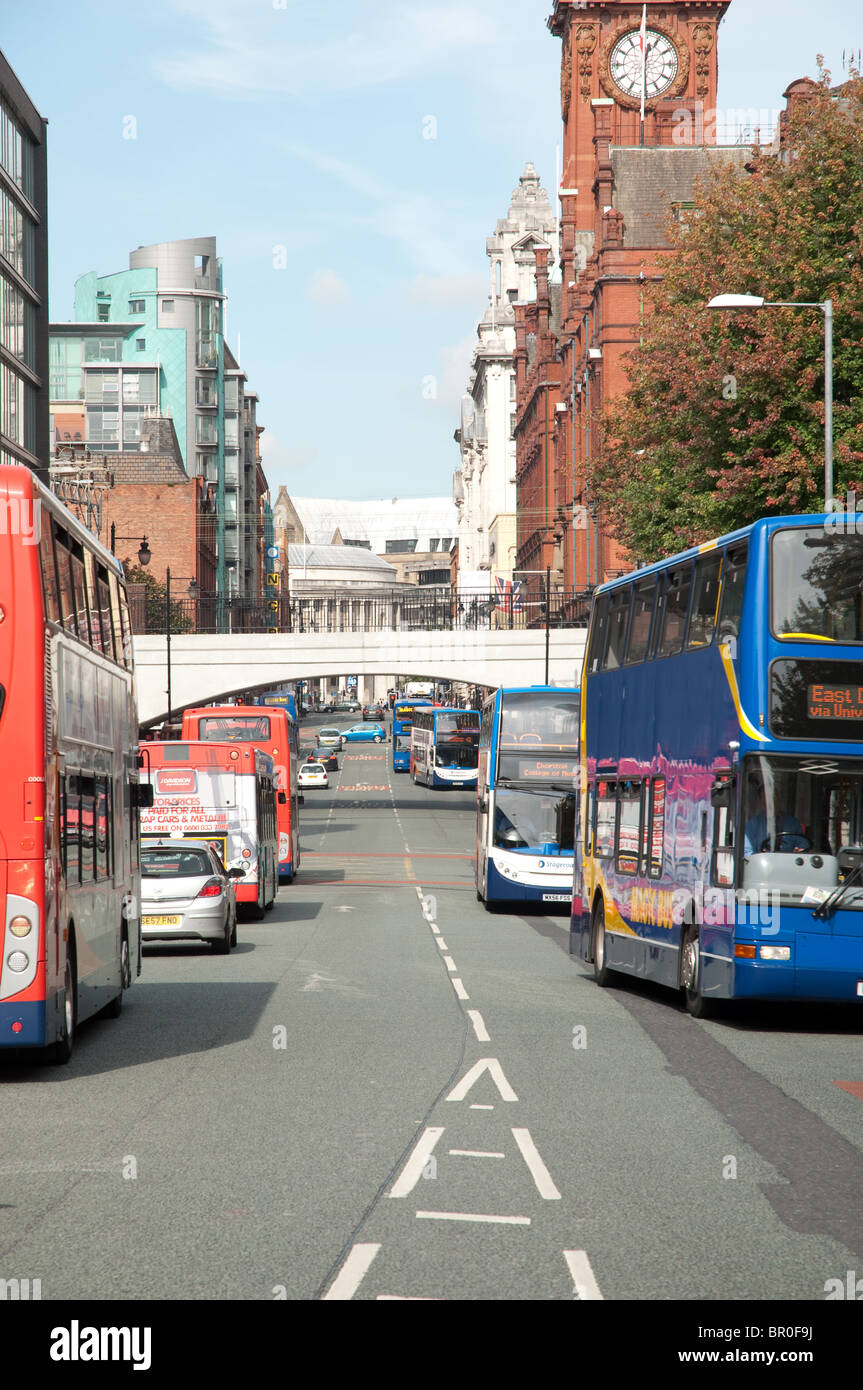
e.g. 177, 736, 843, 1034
550, 2, 731, 275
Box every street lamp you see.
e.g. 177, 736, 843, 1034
165, 567, 199, 728
110, 525, 151, 566
707, 293, 834, 504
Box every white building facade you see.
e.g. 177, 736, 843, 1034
454, 164, 558, 591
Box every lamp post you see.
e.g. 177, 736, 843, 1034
110, 525, 151, 566
707, 293, 834, 504
165, 567, 199, 728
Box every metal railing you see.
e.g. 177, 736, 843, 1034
127, 585, 595, 636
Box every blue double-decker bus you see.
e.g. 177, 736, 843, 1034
573, 513, 863, 1017
475, 685, 580, 909
392, 699, 433, 772
411, 708, 480, 788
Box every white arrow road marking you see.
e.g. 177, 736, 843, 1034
467, 1010, 490, 1042
322, 1243, 381, 1300
511, 1128, 561, 1199
446, 1058, 518, 1104
564, 1250, 603, 1300
388, 1127, 446, 1198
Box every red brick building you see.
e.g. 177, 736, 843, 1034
516, 0, 748, 593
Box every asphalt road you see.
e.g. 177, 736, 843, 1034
1, 711, 862, 1302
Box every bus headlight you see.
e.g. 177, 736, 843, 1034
760, 945, 791, 961
8, 916, 32, 938
6, 951, 29, 972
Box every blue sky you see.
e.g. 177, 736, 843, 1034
3, 0, 860, 499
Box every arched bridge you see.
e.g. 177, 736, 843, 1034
132, 629, 587, 725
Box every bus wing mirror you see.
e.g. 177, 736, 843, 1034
227, 866, 245, 879
134, 783, 154, 809
278, 791, 287, 804
479, 797, 488, 814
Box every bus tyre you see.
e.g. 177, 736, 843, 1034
591, 900, 615, 987
50, 953, 76, 1065
104, 932, 130, 1019
681, 926, 715, 1019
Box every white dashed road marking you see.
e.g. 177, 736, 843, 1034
322, 1243, 381, 1300
564, 1250, 604, 1300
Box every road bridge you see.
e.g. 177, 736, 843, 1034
133, 628, 587, 725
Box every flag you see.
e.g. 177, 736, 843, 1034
640, 3, 648, 126
495, 577, 524, 613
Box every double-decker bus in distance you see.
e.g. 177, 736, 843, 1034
476, 686, 580, 908
392, 699, 433, 772
139, 741, 278, 916
573, 513, 863, 1017
411, 708, 480, 788
181, 705, 299, 882
254, 691, 298, 725
0, 464, 147, 1064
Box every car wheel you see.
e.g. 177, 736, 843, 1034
213, 914, 232, 954
374, 735, 382, 743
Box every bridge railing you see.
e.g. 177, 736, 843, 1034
127, 585, 595, 636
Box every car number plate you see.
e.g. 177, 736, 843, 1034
142, 914, 182, 926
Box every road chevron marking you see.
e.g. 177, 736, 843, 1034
445, 1058, 518, 1103
388, 1127, 446, 1198
322, 1243, 381, 1300
511, 1128, 562, 1200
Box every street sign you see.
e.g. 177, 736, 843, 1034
266, 545, 279, 559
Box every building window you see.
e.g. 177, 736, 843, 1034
385, 539, 417, 553
510, 413, 517, 438
128, 298, 145, 314
84, 338, 120, 363
196, 415, 218, 445
122, 371, 156, 404
136, 338, 146, 351
97, 302, 111, 323
195, 377, 217, 407
161, 299, 174, 312
224, 378, 239, 411
86, 407, 119, 449
509, 376, 516, 401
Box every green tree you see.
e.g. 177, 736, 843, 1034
123, 564, 193, 634
595, 66, 863, 564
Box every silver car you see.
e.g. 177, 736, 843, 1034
141, 839, 240, 954
316, 726, 342, 748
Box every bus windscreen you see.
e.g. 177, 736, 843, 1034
497, 692, 579, 780
198, 716, 272, 742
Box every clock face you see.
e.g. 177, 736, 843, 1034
609, 28, 680, 100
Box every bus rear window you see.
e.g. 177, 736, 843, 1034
198, 716, 271, 741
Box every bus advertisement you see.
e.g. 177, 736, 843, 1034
392, 699, 433, 773
139, 741, 278, 917
411, 708, 480, 788
476, 686, 580, 908
572, 514, 863, 1016
181, 705, 300, 883
0, 464, 147, 1063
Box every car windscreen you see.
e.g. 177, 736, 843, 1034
142, 849, 213, 877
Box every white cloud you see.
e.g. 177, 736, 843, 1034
157, 0, 552, 101
260, 432, 319, 484
305, 269, 351, 306
437, 333, 477, 409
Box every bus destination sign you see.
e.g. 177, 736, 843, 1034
807, 683, 863, 723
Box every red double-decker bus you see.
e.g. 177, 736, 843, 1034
139, 741, 278, 915
0, 465, 147, 1064
180, 705, 300, 883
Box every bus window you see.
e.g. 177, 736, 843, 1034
657, 564, 693, 658
584, 781, 595, 855
603, 587, 632, 671
96, 565, 115, 659
69, 542, 90, 647
624, 578, 657, 665
595, 776, 617, 858
587, 593, 610, 675
616, 779, 641, 875
686, 553, 723, 649
96, 777, 111, 879
717, 543, 748, 641
54, 530, 77, 636
648, 777, 666, 879
40, 520, 61, 624
64, 773, 81, 886
108, 570, 125, 665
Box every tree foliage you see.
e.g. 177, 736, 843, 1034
595, 67, 863, 563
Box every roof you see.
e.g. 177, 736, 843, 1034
287, 543, 398, 573
290, 496, 458, 552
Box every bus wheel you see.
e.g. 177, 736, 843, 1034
50, 953, 77, 1065
103, 932, 130, 1019
591, 900, 615, 987
681, 927, 715, 1019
